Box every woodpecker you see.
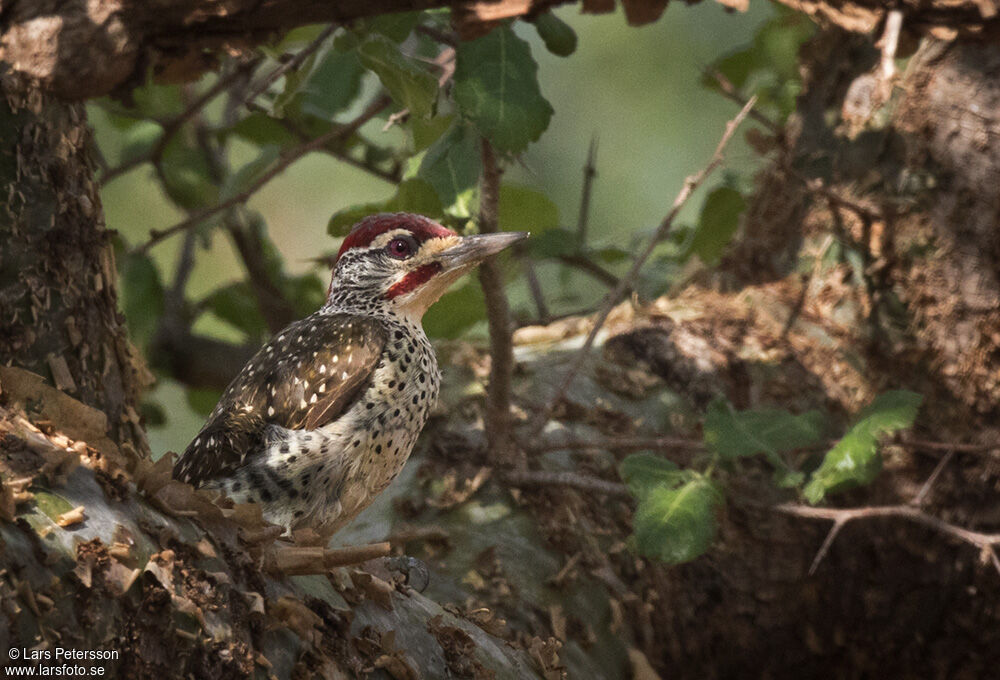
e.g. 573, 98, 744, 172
173, 213, 526, 535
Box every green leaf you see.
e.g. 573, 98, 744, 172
527, 228, 580, 259
362, 12, 421, 42
389, 178, 444, 217
704, 399, 824, 467
186, 388, 223, 417
130, 82, 185, 119
409, 114, 454, 152
119, 120, 163, 165
592, 246, 632, 264
221, 145, 280, 201
159, 138, 219, 210
633, 475, 721, 565
499, 184, 559, 233
417, 123, 481, 217
299, 47, 366, 120
532, 12, 578, 57
274, 25, 329, 52
328, 203, 385, 237
272, 51, 322, 117
358, 35, 438, 118
703, 9, 814, 120
120, 252, 165, 347
283, 273, 327, 318
453, 24, 554, 153
326, 178, 444, 237
229, 113, 298, 147
804, 390, 923, 503
689, 187, 746, 264
202, 282, 269, 341
619, 453, 685, 498
422, 280, 485, 339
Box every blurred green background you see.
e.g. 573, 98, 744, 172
91, 2, 774, 455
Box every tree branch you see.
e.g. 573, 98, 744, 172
242, 24, 337, 106
776, 503, 1000, 577
555, 253, 624, 290
776, 441, 1000, 576
477, 138, 521, 468
503, 470, 631, 499
134, 94, 392, 254
525, 97, 757, 438
225, 216, 299, 333
100, 59, 261, 184
5, 0, 994, 101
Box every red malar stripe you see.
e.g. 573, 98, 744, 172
385, 263, 442, 299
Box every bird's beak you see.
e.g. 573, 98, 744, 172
437, 231, 529, 271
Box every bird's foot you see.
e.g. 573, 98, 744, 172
382, 555, 430, 593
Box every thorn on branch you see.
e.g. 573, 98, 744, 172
576, 134, 598, 245
778, 502, 1000, 577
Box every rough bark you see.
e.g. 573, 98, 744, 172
0, 398, 546, 678
0, 0, 556, 100
5, 0, 1000, 100
0, 72, 150, 460
723, 28, 1000, 421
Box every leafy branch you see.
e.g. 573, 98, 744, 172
135, 94, 392, 254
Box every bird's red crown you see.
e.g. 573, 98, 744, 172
336, 213, 455, 261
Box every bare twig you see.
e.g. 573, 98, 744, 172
777, 503, 1000, 577
875, 10, 904, 98
706, 70, 782, 135
707, 70, 883, 224
416, 24, 458, 46
503, 470, 631, 499
226, 216, 299, 333
521, 254, 550, 323
529, 429, 991, 461
899, 436, 998, 454
555, 253, 625, 290
266, 542, 391, 575
477, 139, 521, 468
780, 429, 998, 576
576, 135, 598, 245
911, 448, 955, 507
135, 94, 391, 254
525, 97, 757, 438
242, 24, 337, 106
530, 435, 706, 454
256, 106, 401, 183
101, 60, 260, 184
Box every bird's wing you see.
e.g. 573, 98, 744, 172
173, 313, 387, 487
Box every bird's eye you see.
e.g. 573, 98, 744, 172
387, 236, 416, 260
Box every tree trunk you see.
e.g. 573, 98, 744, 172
0, 71, 149, 459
